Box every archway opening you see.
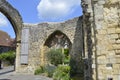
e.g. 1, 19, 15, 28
44, 30, 72, 49
37, 30, 72, 79
0, 13, 16, 72
44, 30, 72, 64
43, 30, 72, 66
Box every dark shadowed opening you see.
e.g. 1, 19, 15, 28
44, 30, 72, 49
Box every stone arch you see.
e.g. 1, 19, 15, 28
0, 0, 23, 40
40, 30, 72, 65
44, 30, 72, 49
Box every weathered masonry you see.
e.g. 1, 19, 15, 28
0, 0, 120, 80
18, 17, 83, 74
82, 0, 120, 80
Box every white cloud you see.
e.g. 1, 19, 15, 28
37, 0, 81, 21
0, 13, 8, 27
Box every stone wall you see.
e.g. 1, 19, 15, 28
95, 1, 120, 80
82, 0, 120, 80
70, 17, 84, 78
17, 17, 83, 74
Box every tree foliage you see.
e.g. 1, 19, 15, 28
0, 51, 15, 64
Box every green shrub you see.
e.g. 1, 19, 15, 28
46, 49, 65, 66
0, 51, 15, 64
63, 56, 70, 64
34, 66, 45, 75
53, 65, 71, 80
34, 65, 56, 77
44, 65, 56, 77
64, 49, 69, 57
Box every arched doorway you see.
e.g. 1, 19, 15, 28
41, 30, 72, 65
0, 0, 22, 71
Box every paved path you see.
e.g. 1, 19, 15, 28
0, 66, 53, 80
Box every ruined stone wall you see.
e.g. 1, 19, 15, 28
17, 17, 82, 74
95, 1, 120, 80
70, 16, 84, 78
82, 0, 120, 80
82, 0, 95, 79
2, 0, 120, 79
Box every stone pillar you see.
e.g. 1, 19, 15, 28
15, 40, 21, 72
40, 46, 49, 66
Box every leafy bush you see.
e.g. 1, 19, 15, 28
53, 65, 71, 80
34, 66, 45, 75
34, 65, 56, 77
63, 56, 70, 64
0, 51, 15, 64
44, 65, 56, 77
46, 49, 65, 66
64, 49, 69, 57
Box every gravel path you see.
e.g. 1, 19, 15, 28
0, 66, 53, 80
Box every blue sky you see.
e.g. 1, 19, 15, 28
0, 0, 82, 38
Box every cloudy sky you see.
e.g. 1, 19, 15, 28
0, 0, 82, 38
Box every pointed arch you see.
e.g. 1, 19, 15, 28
44, 30, 72, 49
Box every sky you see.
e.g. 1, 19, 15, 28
0, 0, 82, 38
